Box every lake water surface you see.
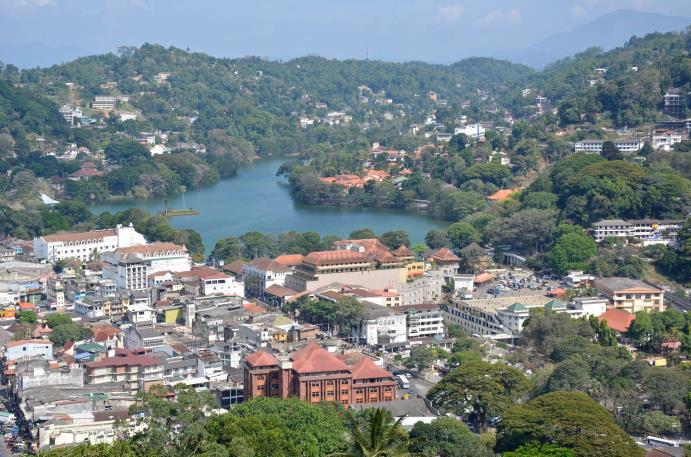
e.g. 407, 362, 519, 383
90, 158, 449, 253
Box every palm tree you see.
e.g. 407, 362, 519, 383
330, 408, 413, 457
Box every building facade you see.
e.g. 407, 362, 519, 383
102, 242, 190, 290
592, 219, 684, 245
33, 224, 146, 263
593, 277, 664, 313
243, 342, 396, 406
574, 139, 645, 155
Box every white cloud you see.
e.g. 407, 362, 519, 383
570, 4, 588, 18
476, 8, 522, 25
435, 4, 465, 22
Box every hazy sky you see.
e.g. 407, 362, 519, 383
1, 0, 690, 63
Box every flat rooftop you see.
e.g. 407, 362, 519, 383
454, 294, 553, 313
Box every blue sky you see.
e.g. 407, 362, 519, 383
1, 0, 690, 63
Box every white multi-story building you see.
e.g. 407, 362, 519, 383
33, 224, 146, 263
443, 295, 587, 339
242, 258, 291, 298
92, 95, 116, 110
652, 131, 684, 151
592, 219, 685, 245
358, 302, 408, 346
399, 304, 445, 339
574, 139, 645, 155
454, 123, 486, 141
5, 340, 53, 361
102, 242, 190, 291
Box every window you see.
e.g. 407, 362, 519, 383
311, 392, 320, 398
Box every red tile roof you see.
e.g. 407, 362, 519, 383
264, 284, 299, 297
274, 254, 304, 266
350, 357, 395, 380
243, 302, 267, 315
83, 354, 161, 369
248, 257, 292, 273
598, 309, 635, 333
303, 250, 372, 267
245, 350, 278, 367
42, 229, 116, 243
223, 259, 246, 276
118, 242, 187, 255
91, 324, 120, 342
291, 342, 351, 374
430, 247, 460, 262
392, 245, 415, 257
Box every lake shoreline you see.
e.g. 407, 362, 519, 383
89, 158, 449, 254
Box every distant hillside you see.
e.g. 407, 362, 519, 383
499, 9, 690, 68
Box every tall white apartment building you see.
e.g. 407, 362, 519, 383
33, 224, 147, 263
102, 242, 190, 291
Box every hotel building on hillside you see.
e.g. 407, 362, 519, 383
33, 224, 147, 263
102, 242, 191, 291
593, 277, 665, 313
591, 219, 685, 245
574, 138, 645, 155
243, 342, 397, 406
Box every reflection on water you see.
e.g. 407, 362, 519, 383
90, 158, 449, 254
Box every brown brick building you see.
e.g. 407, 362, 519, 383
243, 342, 397, 406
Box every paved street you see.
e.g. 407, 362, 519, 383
408, 374, 435, 397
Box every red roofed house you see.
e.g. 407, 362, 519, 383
597, 308, 636, 334
487, 189, 518, 204
274, 254, 304, 268
428, 247, 461, 277
83, 354, 163, 393
244, 342, 396, 406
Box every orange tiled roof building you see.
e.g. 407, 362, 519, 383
244, 342, 397, 406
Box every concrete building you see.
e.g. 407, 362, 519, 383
33, 224, 146, 263
664, 88, 685, 117
454, 123, 486, 141
652, 130, 684, 151
124, 326, 165, 350
398, 304, 445, 340
4, 340, 53, 361
592, 219, 684, 245
443, 295, 589, 339
357, 302, 408, 346
38, 410, 130, 450
244, 342, 397, 406
285, 250, 404, 293
593, 277, 664, 313
102, 242, 190, 291
574, 139, 645, 155
92, 95, 116, 110
83, 354, 163, 394
242, 258, 291, 298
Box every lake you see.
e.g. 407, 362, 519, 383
90, 158, 450, 254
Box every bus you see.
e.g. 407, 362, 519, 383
646, 436, 680, 447
396, 374, 410, 389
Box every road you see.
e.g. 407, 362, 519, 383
406, 373, 435, 397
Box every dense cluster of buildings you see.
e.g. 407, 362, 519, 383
0, 212, 683, 453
